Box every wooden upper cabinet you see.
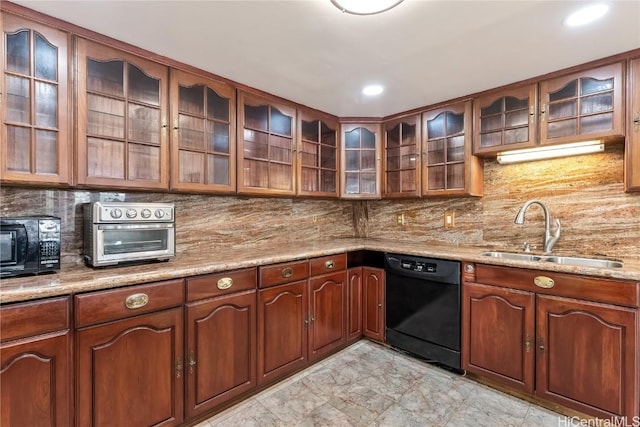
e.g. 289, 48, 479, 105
422, 100, 482, 196
539, 62, 624, 146
383, 115, 421, 198
340, 123, 381, 199
1, 13, 71, 185
169, 69, 236, 193
473, 84, 537, 156
626, 56, 640, 192
237, 91, 296, 196
75, 38, 169, 190
297, 110, 339, 197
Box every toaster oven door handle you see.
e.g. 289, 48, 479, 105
97, 223, 174, 230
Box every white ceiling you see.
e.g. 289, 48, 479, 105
11, 0, 640, 117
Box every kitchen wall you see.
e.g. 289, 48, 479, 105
360, 142, 640, 260
2, 142, 638, 268
0, 189, 355, 269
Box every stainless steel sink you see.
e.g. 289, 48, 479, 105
480, 252, 543, 262
480, 251, 624, 268
544, 256, 624, 268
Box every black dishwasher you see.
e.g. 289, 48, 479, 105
385, 253, 461, 370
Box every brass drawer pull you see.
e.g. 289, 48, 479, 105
534, 276, 555, 289
325, 260, 335, 269
217, 277, 233, 290
282, 267, 293, 278
125, 293, 149, 309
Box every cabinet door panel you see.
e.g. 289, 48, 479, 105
627, 57, 640, 192
77, 308, 183, 427
309, 271, 347, 360
362, 267, 385, 341
297, 112, 339, 197
186, 291, 256, 418
462, 282, 535, 393
257, 281, 307, 384
341, 123, 381, 199
76, 38, 169, 190
536, 295, 638, 420
1, 14, 70, 185
539, 63, 624, 145
1, 331, 71, 427
347, 268, 363, 341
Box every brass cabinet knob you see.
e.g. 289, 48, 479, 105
534, 276, 554, 289
325, 260, 335, 269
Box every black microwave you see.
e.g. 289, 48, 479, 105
0, 216, 61, 278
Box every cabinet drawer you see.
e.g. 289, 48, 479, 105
186, 268, 256, 302
309, 253, 347, 276
75, 279, 185, 327
259, 260, 309, 288
0, 296, 70, 342
474, 264, 640, 308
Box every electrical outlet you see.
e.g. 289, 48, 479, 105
444, 211, 455, 228
397, 213, 406, 226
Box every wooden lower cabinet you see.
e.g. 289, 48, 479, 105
347, 268, 364, 341
362, 267, 385, 341
536, 294, 638, 420
185, 289, 256, 419
462, 282, 535, 393
257, 280, 308, 384
0, 297, 71, 427
308, 271, 347, 361
76, 308, 184, 427
462, 263, 640, 420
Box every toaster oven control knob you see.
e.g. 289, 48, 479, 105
154, 209, 165, 219
141, 209, 152, 219
126, 208, 137, 219
110, 208, 123, 219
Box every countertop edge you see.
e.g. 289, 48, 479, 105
2, 238, 639, 304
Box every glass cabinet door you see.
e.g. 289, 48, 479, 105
341, 123, 381, 199
540, 63, 624, 146
169, 69, 235, 193
237, 91, 296, 195
473, 84, 537, 156
298, 111, 339, 197
1, 14, 70, 185
383, 115, 420, 198
76, 38, 169, 189
422, 101, 482, 196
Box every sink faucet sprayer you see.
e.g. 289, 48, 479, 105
514, 200, 561, 253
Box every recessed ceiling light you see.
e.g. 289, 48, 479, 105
564, 3, 609, 27
362, 84, 384, 96
331, 0, 404, 15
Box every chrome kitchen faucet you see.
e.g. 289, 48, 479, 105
514, 200, 561, 253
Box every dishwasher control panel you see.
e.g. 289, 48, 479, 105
401, 259, 437, 273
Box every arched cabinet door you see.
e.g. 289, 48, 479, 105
76, 308, 184, 427
539, 62, 624, 146
461, 282, 535, 393
297, 110, 339, 198
308, 271, 347, 360
237, 91, 296, 196
536, 294, 638, 421
383, 114, 421, 198
1, 13, 71, 186
341, 123, 382, 199
169, 68, 236, 193
75, 38, 169, 190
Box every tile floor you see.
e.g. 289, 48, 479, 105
196, 341, 572, 427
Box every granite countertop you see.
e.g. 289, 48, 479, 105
1, 238, 639, 304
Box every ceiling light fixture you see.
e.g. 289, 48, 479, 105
564, 3, 609, 27
496, 141, 604, 164
362, 84, 384, 96
331, 0, 404, 15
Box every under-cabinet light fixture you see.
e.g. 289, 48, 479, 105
331, 0, 404, 15
496, 141, 604, 164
